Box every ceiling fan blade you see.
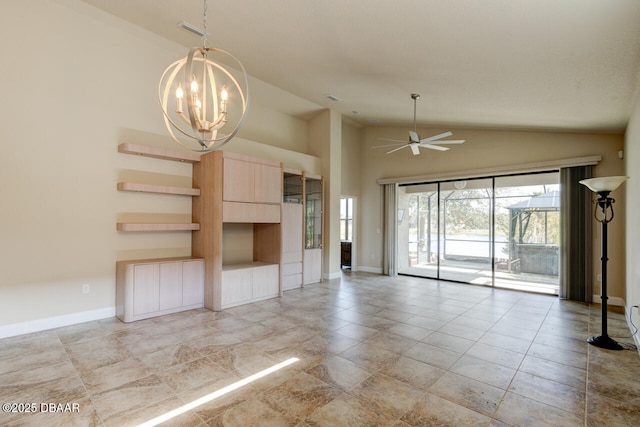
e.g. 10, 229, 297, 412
409, 131, 419, 142
410, 144, 420, 155
420, 131, 453, 143
421, 144, 450, 151
378, 138, 407, 143
429, 140, 465, 145
372, 142, 406, 149
386, 145, 410, 154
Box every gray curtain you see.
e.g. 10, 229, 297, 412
383, 183, 398, 276
560, 166, 593, 301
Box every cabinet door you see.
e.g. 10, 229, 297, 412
304, 177, 323, 249
223, 158, 254, 202
221, 268, 253, 307
254, 163, 282, 203
304, 248, 322, 285
183, 260, 204, 306
253, 264, 279, 300
282, 204, 303, 263
159, 262, 183, 311
133, 264, 159, 316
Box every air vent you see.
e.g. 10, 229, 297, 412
178, 21, 205, 36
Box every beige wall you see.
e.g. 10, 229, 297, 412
358, 126, 626, 299
240, 101, 310, 153
309, 110, 343, 279
625, 94, 640, 343
0, 1, 314, 332
341, 123, 363, 196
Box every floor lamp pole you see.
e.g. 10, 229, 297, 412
579, 176, 628, 351
588, 198, 622, 350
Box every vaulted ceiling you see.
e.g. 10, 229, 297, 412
84, 0, 640, 132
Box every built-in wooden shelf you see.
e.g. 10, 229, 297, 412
117, 223, 201, 232
118, 143, 201, 163
221, 261, 279, 271
117, 182, 201, 197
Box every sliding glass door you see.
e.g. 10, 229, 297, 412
397, 183, 438, 278
397, 172, 560, 294
438, 179, 493, 284
494, 173, 559, 294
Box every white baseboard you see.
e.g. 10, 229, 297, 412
0, 307, 116, 339
626, 305, 640, 356
358, 266, 383, 274
323, 271, 342, 281
592, 295, 625, 307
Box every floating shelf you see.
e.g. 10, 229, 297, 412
117, 223, 200, 232
117, 182, 200, 197
118, 143, 201, 163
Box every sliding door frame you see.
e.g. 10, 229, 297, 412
397, 170, 561, 291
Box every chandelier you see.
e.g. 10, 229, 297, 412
159, 0, 249, 152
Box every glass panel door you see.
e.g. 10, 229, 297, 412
494, 173, 559, 294
305, 177, 323, 250
438, 179, 493, 284
397, 183, 439, 278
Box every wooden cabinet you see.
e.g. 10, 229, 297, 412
254, 163, 283, 203
131, 263, 159, 316
220, 154, 282, 223
304, 249, 322, 285
281, 171, 304, 291
116, 257, 204, 322
222, 202, 280, 223
253, 263, 280, 299
159, 262, 183, 310
221, 263, 279, 308
341, 241, 352, 267
193, 151, 283, 311
304, 174, 323, 284
223, 157, 254, 202
222, 154, 281, 205
221, 266, 253, 307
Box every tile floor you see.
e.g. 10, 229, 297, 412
1, 271, 639, 426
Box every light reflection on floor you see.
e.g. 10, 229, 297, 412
138, 357, 299, 427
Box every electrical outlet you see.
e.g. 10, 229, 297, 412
82, 284, 90, 294
597, 274, 602, 282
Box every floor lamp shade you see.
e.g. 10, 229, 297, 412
579, 176, 629, 194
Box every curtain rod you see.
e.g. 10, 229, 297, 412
376, 155, 601, 185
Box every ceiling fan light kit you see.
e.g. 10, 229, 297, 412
373, 93, 465, 156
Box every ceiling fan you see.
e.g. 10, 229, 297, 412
374, 93, 465, 155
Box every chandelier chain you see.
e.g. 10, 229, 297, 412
201, 0, 209, 49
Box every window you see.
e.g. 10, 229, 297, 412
340, 197, 353, 241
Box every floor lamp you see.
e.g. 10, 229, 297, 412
579, 175, 629, 350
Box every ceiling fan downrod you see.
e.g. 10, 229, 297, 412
411, 93, 420, 134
